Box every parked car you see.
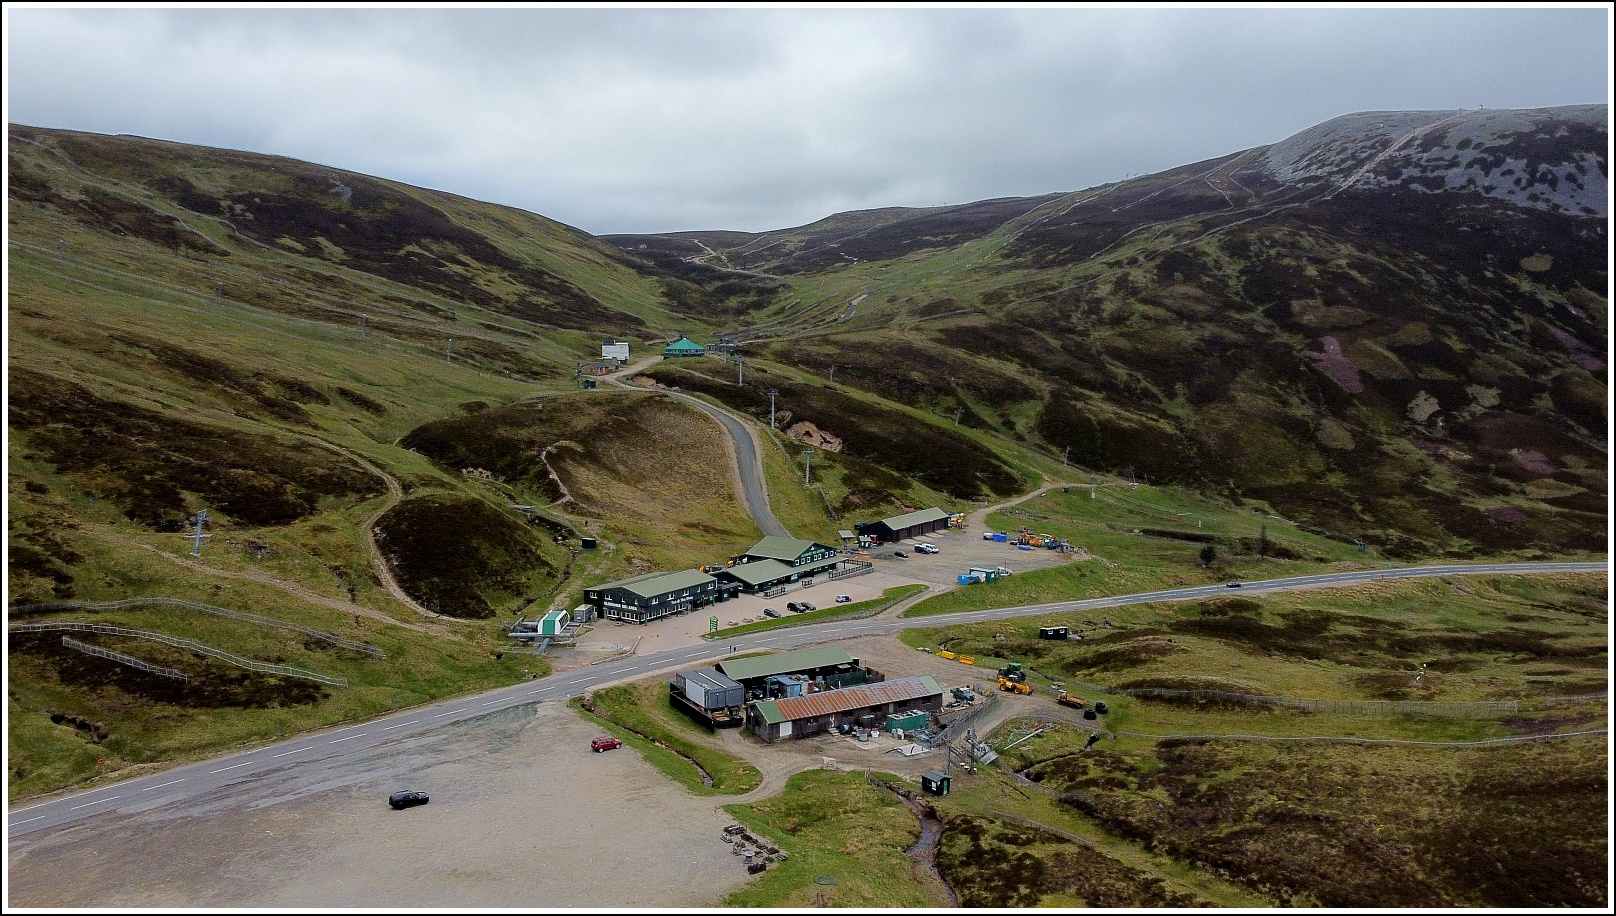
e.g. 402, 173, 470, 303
591, 735, 623, 752
1226, 581, 1243, 588
786, 601, 804, 612
915, 543, 940, 554
763, 607, 781, 618
893, 550, 908, 559
798, 602, 816, 612
388, 790, 429, 810
835, 595, 853, 603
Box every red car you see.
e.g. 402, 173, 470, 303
591, 735, 623, 752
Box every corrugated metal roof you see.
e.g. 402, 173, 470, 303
768, 675, 942, 721
718, 558, 793, 587
678, 668, 743, 692
744, 535, 817, 561
879, 507, 951, 531
592, 568, 715, 598
717, 647, 858, 682
838, 530, 856, 539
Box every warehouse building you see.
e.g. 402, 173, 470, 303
669, 667, 746, 729
855, 507, 952, 544
716, 536, 845, 594
582, 568, 737, 624
747, 675, 944, 742
715, 646, 876, 698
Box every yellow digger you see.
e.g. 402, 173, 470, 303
997, 677, 1031, 695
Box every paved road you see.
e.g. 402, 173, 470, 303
8, 560, 1601, 838
606, 361, 787, 538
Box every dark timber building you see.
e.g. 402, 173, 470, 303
583, 568, 737, 624
855, 507, 951, 544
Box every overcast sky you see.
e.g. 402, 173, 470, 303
5, 6, 1610, 235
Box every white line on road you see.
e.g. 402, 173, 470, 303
271, 747, 314, 758
209, 762, 253, 774
431, 709, 466, 718
141, 779, 186, 791
69, 796, 119, 810
329, 733, 367, 743
380, 721, 418, 730
480, 699, 504, 706
10, 815, 48, 826
575, 677, 596, 685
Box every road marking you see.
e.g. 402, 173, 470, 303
69, 796, 120, 810
575, 677, 596, 685
380, 721, 418, 730
141, 779, 186, 791
480, 699, 504, 706
431, 709, 466, 718
210, 761, 254, 773
329, 733, 367, 743
10, 815, 48, 826
271, 747, 314, 758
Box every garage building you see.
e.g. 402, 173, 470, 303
747, 675, 944, 742
715, 646, 876, 696
855, 507, 951, 544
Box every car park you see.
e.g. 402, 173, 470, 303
763, 607, 781, 618
835, 595, 852, 603
388, 790, 429, 810
591, 735, 623, 752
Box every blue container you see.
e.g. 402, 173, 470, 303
991, 533, 1008, 542
1018, 544, 1033, 550
958, 574, 973, 585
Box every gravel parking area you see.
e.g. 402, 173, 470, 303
7, 702, 753, 908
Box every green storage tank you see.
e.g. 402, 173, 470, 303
885, 709, 930, 732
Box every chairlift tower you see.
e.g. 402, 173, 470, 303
736, 355, 745, 386
803, 448, 814, 487
768, 389, 779, 429
189, 509, 210, 556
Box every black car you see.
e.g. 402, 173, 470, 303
893, 550, 908, 559
1226, 581, 1242, 588
799, 602, 816, 612
389, 790, 429, 810
763, 607, 781, 618
786, 602, 804, 612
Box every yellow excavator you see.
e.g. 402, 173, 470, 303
997, 677, 1031, 695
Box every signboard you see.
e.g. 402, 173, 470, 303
710, 616, 719, 633
602, 341, 630, 362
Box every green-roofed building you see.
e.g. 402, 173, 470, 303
855, 506, 952, 544
716, 646, 861, 684
717, 535, 844, 594
582, 567, 736, 624
662, 336, 707, 358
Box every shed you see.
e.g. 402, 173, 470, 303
921, 769, 951, 796
885, 709, 930, 732
674, 668, 744, 711
1039, 626, 1069, 640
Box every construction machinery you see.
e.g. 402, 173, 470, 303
997, 677, 1031, 695
998, 661, 1028, 684
1055, 689, 1086, 710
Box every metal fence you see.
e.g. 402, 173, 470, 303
9, 597, 384, 657
62, 635, 188, 682
830, 561, 874, 580
10, 622, 348, 686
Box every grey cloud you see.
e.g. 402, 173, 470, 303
6, 7, 1607, 234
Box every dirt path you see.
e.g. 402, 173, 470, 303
82, 522, 436, 634
295, 435, 438, 620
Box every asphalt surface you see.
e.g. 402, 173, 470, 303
8, 559, 1602, 838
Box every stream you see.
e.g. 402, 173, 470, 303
893, 790, 960, 907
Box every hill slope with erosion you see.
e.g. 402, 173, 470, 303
611, 105, 1608, 560
4, 125, 775, 797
